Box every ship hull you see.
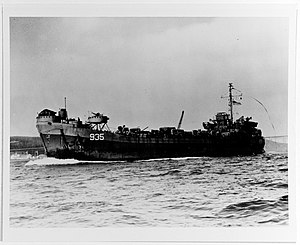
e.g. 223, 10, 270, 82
37, 123, 265, 161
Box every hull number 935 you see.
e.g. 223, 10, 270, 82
90, 133, 104, 141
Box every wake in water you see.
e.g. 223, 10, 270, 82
25, 158, 80, 166
136, 156, 206, 163
25, 156, 209, 166
25, 157, 125, 166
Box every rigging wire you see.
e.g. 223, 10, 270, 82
232, 87, 276, 137
249, 96, 277, 138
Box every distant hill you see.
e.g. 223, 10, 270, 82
264, 139, 288, 153
10, 136, 43, 150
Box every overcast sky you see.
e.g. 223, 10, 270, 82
10, 17, 288, 137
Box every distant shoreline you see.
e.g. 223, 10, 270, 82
10, 136, 44, 155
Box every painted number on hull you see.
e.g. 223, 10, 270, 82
90, 133, 104, 141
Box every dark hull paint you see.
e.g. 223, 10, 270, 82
39, 129, 265, 161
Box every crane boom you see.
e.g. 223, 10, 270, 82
177, 111, 184, 129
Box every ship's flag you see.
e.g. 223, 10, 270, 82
233, 100, 242, 105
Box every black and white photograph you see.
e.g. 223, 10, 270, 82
2, 3, 298, 244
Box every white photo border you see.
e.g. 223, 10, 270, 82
1, 2, 298, 243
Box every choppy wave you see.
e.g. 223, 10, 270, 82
219, 195, 288, 224
11, 153, 288, 227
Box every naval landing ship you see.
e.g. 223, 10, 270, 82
36, 83, 265, 161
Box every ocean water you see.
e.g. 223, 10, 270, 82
10, 153, 288, 227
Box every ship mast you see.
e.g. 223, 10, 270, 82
177, 111, 184, 129
229, 83, 233, 123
